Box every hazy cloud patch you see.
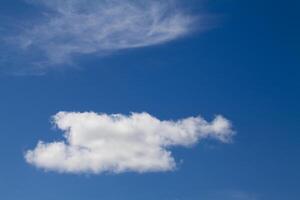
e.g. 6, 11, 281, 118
1, 0, 208, 73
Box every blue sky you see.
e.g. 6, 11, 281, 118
0, 0, 299, 199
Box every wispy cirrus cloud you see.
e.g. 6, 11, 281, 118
25, 112, 234, 174
199, 190, 259, 200
1, 0, 207, 73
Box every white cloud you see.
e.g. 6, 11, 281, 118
25, 112, 234, 174
11, 0, 199, 66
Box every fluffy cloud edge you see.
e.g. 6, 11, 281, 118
25, 112, 235, 174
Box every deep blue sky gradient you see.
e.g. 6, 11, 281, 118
0, 0, 299, 199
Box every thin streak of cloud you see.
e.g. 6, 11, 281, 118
0, 0, 211, 73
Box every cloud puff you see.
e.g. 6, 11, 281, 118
2, 0, 200, 71
25, 112, 234, 174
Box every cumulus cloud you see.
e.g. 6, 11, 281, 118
25, 112, 234, 174
1, 0, 202, 71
